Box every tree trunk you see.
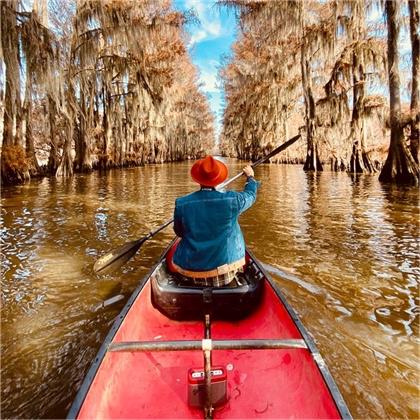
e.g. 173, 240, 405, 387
98, 89, 107, 170
409, 0, 419, 164
349, 52, 375, 173
1, 2, 17, 149
301, 41, 322, 172
331, 154, 347, 171
57, 80, 75, 177
379, 0, 419, 184
74, 85, 93, 172
47, 96, 60, 174
57, 117, 74, 177
0, 1, 27, 184
14, 105, 24, 147
23, 71, 40, 177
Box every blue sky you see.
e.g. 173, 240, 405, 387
173, 0, 237, 139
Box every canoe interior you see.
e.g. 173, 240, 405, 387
74, 253, 344, 419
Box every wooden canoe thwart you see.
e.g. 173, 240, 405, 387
68, 245, 352, 419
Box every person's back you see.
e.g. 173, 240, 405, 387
172, 156, 259, 286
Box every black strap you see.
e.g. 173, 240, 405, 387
203, 288, 213, 317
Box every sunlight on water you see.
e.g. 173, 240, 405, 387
1, 163, 419, 418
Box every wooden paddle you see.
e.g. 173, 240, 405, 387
94, 133, 301, 274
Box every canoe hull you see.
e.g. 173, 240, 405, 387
69, 248, 351, 419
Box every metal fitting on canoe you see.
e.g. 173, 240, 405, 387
202, 339, 212, 351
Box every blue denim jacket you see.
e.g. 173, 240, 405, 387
173, 177, 259, 271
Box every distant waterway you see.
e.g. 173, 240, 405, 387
1, 161, 419, 419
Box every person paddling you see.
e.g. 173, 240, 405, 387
170, 156, 260, 287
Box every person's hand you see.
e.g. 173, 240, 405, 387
243, 165, 254, 178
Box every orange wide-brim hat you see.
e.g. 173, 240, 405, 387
191, 156, 228, 187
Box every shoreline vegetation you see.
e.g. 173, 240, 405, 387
1, 0, 419, 187
219, 0, 419, 185
1, 0, 214, 186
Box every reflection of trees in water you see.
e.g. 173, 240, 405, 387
375, 184, 419, 337
301, 171, 373, 291
301, 171, 418, 418
1, 180, 53, 310
302, 171, 418, 337
248, 165, 312, 267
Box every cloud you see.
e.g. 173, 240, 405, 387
197, 59, 220, 93
200, 70, 218, 92
189, 29, 207, 45
183, 0, 223, 47
185, 0, 206, 17
206, 21, 222, 37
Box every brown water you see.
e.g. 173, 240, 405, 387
1, 161, 419, 419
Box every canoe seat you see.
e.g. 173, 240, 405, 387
151, 262, 264, 321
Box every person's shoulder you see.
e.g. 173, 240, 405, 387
222, 190, 240, 198
176, 191, 199, 206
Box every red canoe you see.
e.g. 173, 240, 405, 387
68, 246, 351, 419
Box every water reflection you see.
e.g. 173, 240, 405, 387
1, 162, 419, 419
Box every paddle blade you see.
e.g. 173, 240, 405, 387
94, 238, 146, 275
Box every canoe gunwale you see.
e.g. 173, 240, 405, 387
247, 249, 352, 420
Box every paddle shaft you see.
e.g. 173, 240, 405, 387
145, 133, 302, 237
217, 133, 301, 189
143, 218, 173, 240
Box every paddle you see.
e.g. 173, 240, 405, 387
94, 133, 301, 274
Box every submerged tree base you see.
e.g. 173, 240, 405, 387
379, 139, 419, 185
303, 148, 323, 172
330, 156, 347, 171
349, 143, 377, 174
1, 153, 202, 186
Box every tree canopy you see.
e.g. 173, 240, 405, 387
219, 0, 419, 184
1, 0, 215, 184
